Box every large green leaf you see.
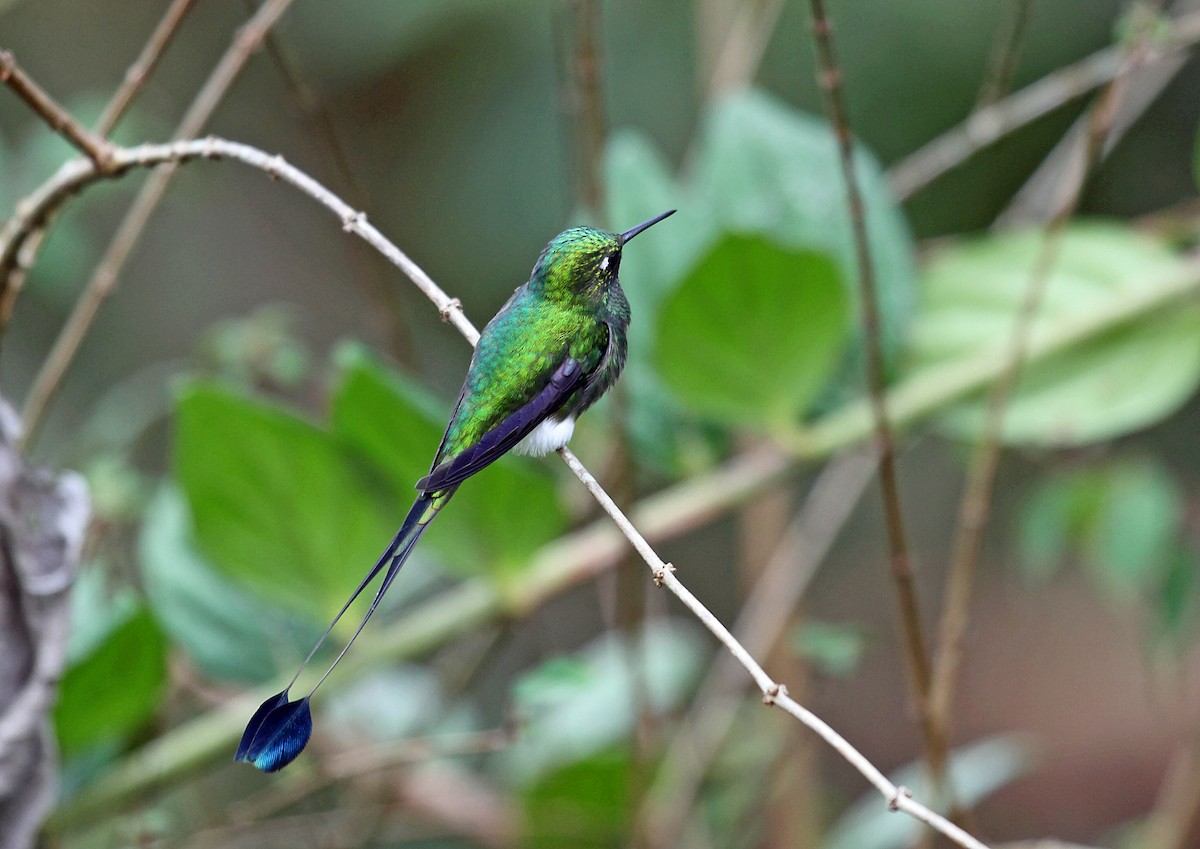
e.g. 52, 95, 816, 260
654, 236, 850, 426
693, 90, 916, 363
331, 345, 567, 579
55, 604, 167, 757
603, 133, 719, 472
139, 486, 318, 682
911, 222, 1200, 445
173, 382, 393, 620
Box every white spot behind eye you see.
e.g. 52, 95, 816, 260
599, 255, 610, 271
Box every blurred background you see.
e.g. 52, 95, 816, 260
3, 0, 1200, 847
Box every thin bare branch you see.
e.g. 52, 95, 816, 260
14, 0, 296, 449
805, 0, 937, 768
562, 0, 607, 216
0, 50, 113, 169
927, 33, 1153, 795
639, 451, 876, 848
706, 0, 786, 97
887, 8, 1200, 201
94, 0, 200, 137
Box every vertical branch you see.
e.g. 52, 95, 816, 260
18, 0, 297, 449
927, 42, 1146, 787
975, 0, 1035, 108
562, 0, 608, 217
805, 0, 937, 760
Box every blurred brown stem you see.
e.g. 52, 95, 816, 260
975, 0, 1035, 108
927, 41, 1146, 799
887, 7, 1200, 201
17, 0, 296, 451
94, 0, 199, 137
805, 0, 937, 772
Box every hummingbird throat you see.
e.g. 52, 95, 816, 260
513, 415, 576, 456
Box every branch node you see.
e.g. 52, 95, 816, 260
888, 785, 912, 811
439, 297, 463, 323
342, 210, 366, 233
202, 135, 221, 160
652, 562, 676, 587
762, 682, 788, 705
266, 153, 287, 180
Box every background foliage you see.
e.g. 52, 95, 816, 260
3, 0, 1200, 847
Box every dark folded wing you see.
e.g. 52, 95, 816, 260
416, 356, 584, 492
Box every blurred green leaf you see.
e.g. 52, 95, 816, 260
331, 344, 567, 578
1083, 462, 1181, 598
500, 620, 705, 784
173, 382, 392, 620
139, 486, 317, 682
654, 236, 849, 426
694, 90, 916, 364
1018, 459, 1183, 601
604, 132, 715, 472
523, 750, 630, 849
1018, 471, 1098, 583
911, 222, 1200, 445
82, 453, 149, 522
1158, 548, 1199, 646
824, 735, 1033, 849
55, 606, 167, 757
199, 305, 311, 389
793, 620, 868, 677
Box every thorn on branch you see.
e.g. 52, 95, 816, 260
889, 784, 912, 811
652, 562, 675, 587
439, 298, 462, 323
762, 683, 788, 705
342, 210, 366, 233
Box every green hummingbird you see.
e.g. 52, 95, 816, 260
236, 209, 676, 771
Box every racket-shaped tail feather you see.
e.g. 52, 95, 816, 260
235, 491, 451, 772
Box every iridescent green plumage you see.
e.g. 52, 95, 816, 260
438, 226, 631, 462
237, 211, 674, 772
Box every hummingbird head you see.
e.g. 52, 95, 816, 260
530, 210, 676, 302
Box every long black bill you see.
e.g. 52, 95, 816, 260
620, 209, 676, 244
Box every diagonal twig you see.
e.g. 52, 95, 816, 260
94, 0, 200, 137
975, 0, 1035, 108
887, 8, 1200, 201
638, 451, 876, 848
0, 51, 113, 169
14, 0, 297, 450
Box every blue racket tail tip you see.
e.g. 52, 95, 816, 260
235, 690, 313, 772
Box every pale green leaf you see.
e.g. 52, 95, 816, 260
911, 222, 1200, 445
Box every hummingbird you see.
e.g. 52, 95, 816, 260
236, 209, 676, 772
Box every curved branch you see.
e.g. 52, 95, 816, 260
13, 135, 986, 848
